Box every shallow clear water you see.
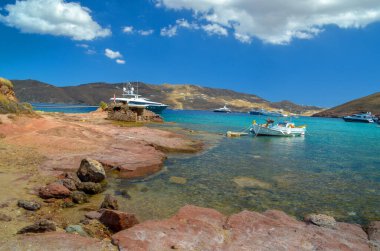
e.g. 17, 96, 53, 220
113, 110, 380, 224
30, 105, 380, 223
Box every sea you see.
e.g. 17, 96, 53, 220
32, 104, 380, 224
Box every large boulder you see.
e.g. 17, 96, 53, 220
99, 209, 139, 232
112, 205, 371, 251
77, 158, 106, 183
39, 183, 71, 199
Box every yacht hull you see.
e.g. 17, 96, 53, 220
343, 118, 373, 123
146, 105, 168, 114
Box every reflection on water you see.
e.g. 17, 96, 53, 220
109, 110, 380, 224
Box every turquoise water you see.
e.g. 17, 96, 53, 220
113, 110, 380, 224
32, 103, 98, 113
30, 105, 380, 223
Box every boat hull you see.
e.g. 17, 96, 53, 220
146, 105, 168, 114
250, 124, 305, 137
343, 118, 373, 123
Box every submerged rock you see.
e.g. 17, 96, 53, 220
100, 194, 119, 210
77, 182, 105, 195
99, 209, 139, 232
65, 225, 88, 237
169, 176, 187, 185
233, 176, 272, 189
0, 213, 12, 222
39, 183, 71, 199
71, 191, 89, 204
17, 200, 41, 211
85, 211, 102, 220
366, 221, 380, 249
77, 158, 106, 183
17, 219, 56, 234
304, 213, 337, 229
64, 172, 82, 186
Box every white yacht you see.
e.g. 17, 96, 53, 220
343, 112, 375, 123
213, 105, 232, 113
249, 108, 287, 117
111, 83, 168, 113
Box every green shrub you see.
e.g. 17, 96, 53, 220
0, 77, 13, 88
99, 101, 108, 111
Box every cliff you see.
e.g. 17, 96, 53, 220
12, 79, 322, 115
313, 92, 380, 117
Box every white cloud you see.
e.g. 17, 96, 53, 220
160, 25, 177, 37
116, 59, 125, 64
105, 48, 122, 59
157, 0, 380, 44
0, 0, 111, 41
123, 26, 134, 33
85, 49, 96, 55
202, 23, 227, 36
138, 29, 154, 36
76, 43, 89, 48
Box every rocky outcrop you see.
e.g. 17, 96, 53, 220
99, 209, 139, 232
0, 77, 32, 114
0, 232, 117, 251
107, 103, 163, 122
112, 205, 371, 251
366, 221, 380, 250
77, 158, 106, 183
39, 183, 71, 199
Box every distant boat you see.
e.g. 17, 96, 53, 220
111, 83, 168, 113
249, 108, 287, 117
250, 120, 306, 137
214, 105, 232, 113
343, 112, 376, 123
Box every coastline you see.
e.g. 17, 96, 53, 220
0, 111, 378, 250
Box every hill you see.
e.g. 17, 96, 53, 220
12, 79, 322, 114
313, 92, 380, 117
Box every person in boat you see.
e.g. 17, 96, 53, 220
265, 118, 274, 127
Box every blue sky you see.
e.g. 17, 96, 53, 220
0, 0, 379, 107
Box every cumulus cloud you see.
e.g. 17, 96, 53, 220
160, 25, 177, 37
202, 23, 227, 36
0, 0, 111, 41
138, 29, 154, 36
156, 0, 380, 44
105, 48, 122, 59
123, 26, 134, 33
116, 59, 125, 64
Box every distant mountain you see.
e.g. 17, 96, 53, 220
12, 79, 322, 114
313, 92, 380, 117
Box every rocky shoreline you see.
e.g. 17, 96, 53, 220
0, 112, 379, 250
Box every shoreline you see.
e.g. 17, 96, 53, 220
0, 111, 378, 250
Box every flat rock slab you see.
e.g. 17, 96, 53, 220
112, 205, 371, 251
0, 232, 117, 251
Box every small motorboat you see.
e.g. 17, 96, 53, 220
214, 105, 232, 113
250, 119, 306, 137
343, 112, 375, 123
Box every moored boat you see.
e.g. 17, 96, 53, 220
214, 105, 232, 113
111, 83, 168, 113
343, 112, 375, 123
250, 119, 306, 137
249, 108, 287, 117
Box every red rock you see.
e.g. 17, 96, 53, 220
99, 209, 139, 232
39, 183, 71, 199
112, 205, 371, 251
0, 232, 117, 250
